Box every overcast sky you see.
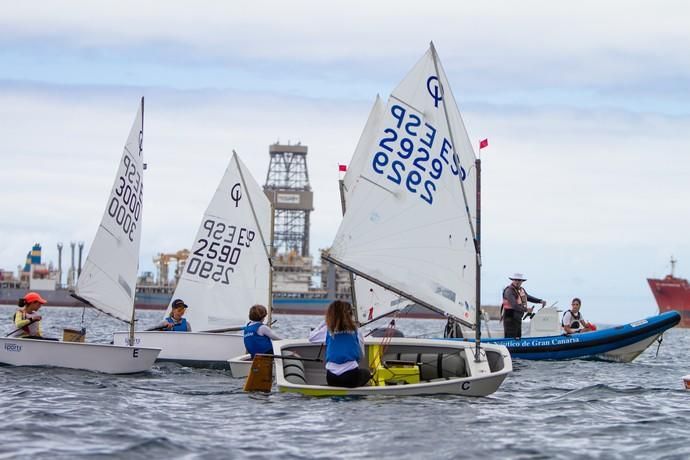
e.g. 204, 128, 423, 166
1, 1, 689, 323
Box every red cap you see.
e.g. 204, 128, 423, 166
23, 292, 47, 304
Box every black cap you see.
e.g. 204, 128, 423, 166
171, 299, 188, 309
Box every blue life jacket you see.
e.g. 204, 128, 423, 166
325, 330, 361, 364
244, 322, 273, 357
165, 317, 189, 332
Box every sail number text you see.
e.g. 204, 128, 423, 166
108, 153, 143, 242
185, 218, 256, 285
371, 104, 466, 205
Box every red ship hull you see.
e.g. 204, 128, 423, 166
647, 276, 690, 328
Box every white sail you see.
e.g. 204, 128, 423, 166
343, 95, 385, 195
353, 274, 412, 323
327, 45, 478, 325
170, 152, 271, 331
341, 96, 415, 323
75, 98, 145, 322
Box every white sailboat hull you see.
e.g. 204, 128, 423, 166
273, 338, 512, 397
0, 337, 160, 374
112, 331, 245, 369
228, 353, 256, 378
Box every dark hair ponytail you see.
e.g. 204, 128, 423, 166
17, 298, 26, 308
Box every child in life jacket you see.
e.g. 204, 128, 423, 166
243, 304, 281, 357
150, 298, 192, 331
309, 300, 371, 388
9, 292, 47, 338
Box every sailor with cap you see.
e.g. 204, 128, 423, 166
149, 298, 192, 332
9, 292, 48, 338
501, 273, 546, 339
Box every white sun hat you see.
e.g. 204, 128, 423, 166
508, 273, 527, 281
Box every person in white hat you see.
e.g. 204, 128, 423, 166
501, 273, 546, 338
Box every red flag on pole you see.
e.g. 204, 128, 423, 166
479, 139, 489, 149
338, 164, 347, 172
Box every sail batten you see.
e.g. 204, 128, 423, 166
75, 99, 145, 323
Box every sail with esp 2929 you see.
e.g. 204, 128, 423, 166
326, 44, 479, 327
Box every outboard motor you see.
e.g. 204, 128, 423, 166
529, 307, 562, 336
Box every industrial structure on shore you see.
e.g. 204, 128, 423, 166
1, 143, 355, 314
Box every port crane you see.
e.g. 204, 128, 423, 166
153, 249, 190, 286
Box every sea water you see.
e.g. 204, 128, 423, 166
0, 305, 688, 459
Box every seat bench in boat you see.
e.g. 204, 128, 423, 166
280, 349, 470, 387
382, 352, 468, 380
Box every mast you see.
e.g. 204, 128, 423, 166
338, 179, 358, 318
268, 198, 275, 325
428, 42, 478, 251
428, 42, 482, 358
234, 151, 275, 324
129, 96, 144, 346
474, 155, 482, 362
670, 256, 677, 277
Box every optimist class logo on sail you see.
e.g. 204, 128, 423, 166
426, 76, 443, 107
370, 74, 466, 206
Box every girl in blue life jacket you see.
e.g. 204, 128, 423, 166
243, 304, 281, 358
309, 300, 372, 388
149, 298, 192, 332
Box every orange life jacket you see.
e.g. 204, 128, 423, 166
501, 285, 527, 311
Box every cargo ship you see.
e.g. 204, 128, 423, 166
0, 244, 346, 314
0, 281, 346, 314
1, 244, 466, 319
1, 244, 444, 318
647, 257, 690, 328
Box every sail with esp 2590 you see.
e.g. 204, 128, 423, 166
113, 151, 272, 368
172, 151, 272, 332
